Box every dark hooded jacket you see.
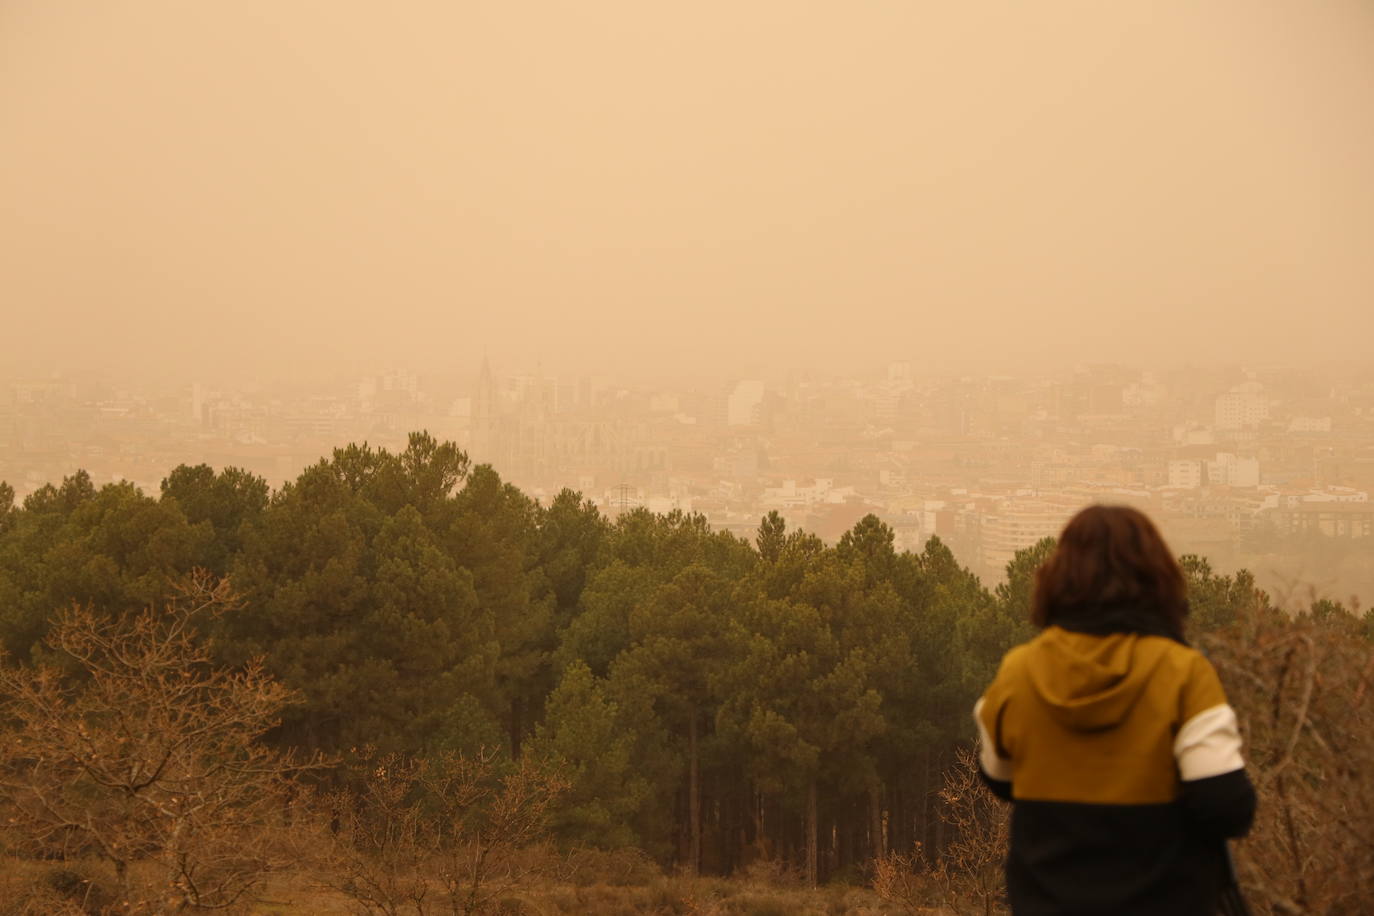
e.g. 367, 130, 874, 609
975, 624, 1255, 915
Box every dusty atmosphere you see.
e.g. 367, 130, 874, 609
3, 4, 1374, 914
4, 0, 1374, 601
3, 0, 1373, 380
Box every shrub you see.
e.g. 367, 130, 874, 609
1203, 603, 1374, 914
41, 865, 116, 914
0, 574, 321, 910
316, 746, 568, 915
558, 844, 661, 887
872, 747, 1007, 916
723, 893, 792, 916
737, 856, 804, 889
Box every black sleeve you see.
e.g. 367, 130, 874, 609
1178, 769, 1256, 839
979, 768, 1012, 801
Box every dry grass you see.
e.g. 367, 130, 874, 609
0, 858, 937, 915
423, 876, 916, 915
245, 874, 920, 915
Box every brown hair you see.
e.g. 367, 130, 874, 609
1031, 505, 1188, 639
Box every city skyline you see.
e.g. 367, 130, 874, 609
5, 358, 1372, 610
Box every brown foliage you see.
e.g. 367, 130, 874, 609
1202, 605, 1374, 915
873, 747, 1007, 916
0, 572, 322, 912
316, 747, 569, 915
548, 844, 661, 887
870, 847, 928, 915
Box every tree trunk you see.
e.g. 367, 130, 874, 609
869, 783, 885, 861
920, 747, 932, 851
889, 781, 905, 855
934, 794, 946, 857
688, 711, 701, 876
677, 787, 691, 865
753, 789, 771, 863
509, 695, 523, 758
805, 779, 818, 887
838, 802, 854, 874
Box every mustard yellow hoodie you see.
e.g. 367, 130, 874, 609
979, 626, 1232, 804
975, 625, 1254, 915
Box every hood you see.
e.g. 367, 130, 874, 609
1023, 627, 1170, 732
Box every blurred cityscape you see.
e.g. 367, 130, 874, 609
4, 361, 1372, 604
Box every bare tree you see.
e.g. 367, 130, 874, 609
874, 747, 1008, 916
320, 747, 567, 916
1202, 605, 1374, 915
0, 573, 321, 913
320, 751, 437, 916
870, 842, 930, 915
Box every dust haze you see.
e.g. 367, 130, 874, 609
5, 8, 1374, 907
3, 0, 1373, 379
3, 1, 1374, 602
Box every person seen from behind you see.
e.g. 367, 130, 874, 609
975, 504, 1256, 915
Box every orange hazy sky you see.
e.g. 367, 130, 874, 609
3, 1, 1372, 381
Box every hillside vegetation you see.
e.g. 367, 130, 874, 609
0, 433, 1369, 914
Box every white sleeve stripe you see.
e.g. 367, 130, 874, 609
973, 697, 1013, 781
1175, 702, 1245, 781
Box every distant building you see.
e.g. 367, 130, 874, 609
1168, 460, 1204, 489
472, 358, 497, 459
761, 478, 840, 509
1123, 374, 1165, 407
1287, 416, 1332, 434
1269, 502, 1374, 539
1297, 486, 1368, 505
803, 500, 888, 543
1215, 384, 1269, 431
1173, 426, 1215, 446
980, 499, 1067, 574
645, 494, 693, 515
1206, 453, 1260, 488
727, 380, 765, 427
1167, 453, 1259, 488
872, 384, 906, 423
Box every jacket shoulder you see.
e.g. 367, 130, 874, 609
983, 642, 1033, 701
1169, 643, 1230, 719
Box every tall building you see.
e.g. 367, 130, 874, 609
980, 499, 1067, 575
1215, 383, 1269, 430
727, 380, 765, 427
472, 357, 497, 459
